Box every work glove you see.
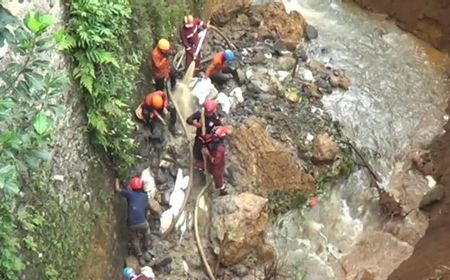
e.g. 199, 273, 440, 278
163, 107, 169, 115
193, 120, 202, 128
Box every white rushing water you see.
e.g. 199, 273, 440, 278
268, 0, 450, 279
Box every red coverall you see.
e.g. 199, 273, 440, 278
180, 18, 203, 69
202, 140, 226, 190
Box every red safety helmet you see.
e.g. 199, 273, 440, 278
129, 177, 143, 190
213, 126, 228, 139
203, 100, 217, 114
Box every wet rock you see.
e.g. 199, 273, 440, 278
210, 192, 269, 267
250, 79, 272, 93
338, 74, 351, 90
272, 39, 287, 55
312, 132, 340, 164
305, 24, 319, 40
419, 185, 445, 209
308, 59, 327, 75
249, 13, 262, 27
250, 52, 266, 65
329, 74, 340, 88
236, 69, 246, 83
300, 68, 314, 82
315, 77, 331, 90
155, 169, 168, 184
231, 264, 249, 277
297, 48, 308, 62
304, 84, 322, 98
284, 87, 302, 103
277, 56, 297, 71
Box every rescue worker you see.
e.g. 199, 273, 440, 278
201, 126, 229, 195
186, 100, 222, 169
137, 90, 180, 136
115, 177, 151, 264
180, 15, 207, 70
151, 38, 176, 91
205, 49, 237, 87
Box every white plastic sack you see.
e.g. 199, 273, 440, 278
141, 168, 156, 199
190, 77, 218, 105
160, 208, 174, 234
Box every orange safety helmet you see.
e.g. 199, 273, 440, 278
145, 92, 165, 110
184, 15, 194, 28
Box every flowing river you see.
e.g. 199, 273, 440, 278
268, 0, 450, 279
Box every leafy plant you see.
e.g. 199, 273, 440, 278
66, 0, 139, 176
0, 9, 70, 279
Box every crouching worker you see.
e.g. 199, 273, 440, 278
135, 90, 180, 136
201, 126, 230, 195
186, 100, 222, 170
115, 177, 152, 265
205, 49, 237, 87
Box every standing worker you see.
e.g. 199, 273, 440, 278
136, 90, 180, 137
180, 15, 207, 71
205, 49, 237, 87
115, 177, 152, 265
186, 100, 222, 169
201, 126, 229, 195
151, 38, 176, 91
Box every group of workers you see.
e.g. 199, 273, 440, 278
118, 14, 237, 278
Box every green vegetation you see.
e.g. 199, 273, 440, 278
130, 0, 188, 59
0, 9, 71, 279
66, 0, 138, 176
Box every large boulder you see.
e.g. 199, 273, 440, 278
311, 132, 340, 164
210, 192, 272, 267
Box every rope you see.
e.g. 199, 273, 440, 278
194, 108, 216, 280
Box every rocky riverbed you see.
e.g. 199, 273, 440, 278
124, 1, 363, 279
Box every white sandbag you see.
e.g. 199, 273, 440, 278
190, 77, 218, 105
180, 175, 189, 191
175, 210, 186, 230
160, 208, 174, 234
176, 168, 183, 186
169, 188, 185, 213
216, 92, 232, 114
141, 168, 156, 199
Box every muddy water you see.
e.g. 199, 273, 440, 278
268, 0, 450, 279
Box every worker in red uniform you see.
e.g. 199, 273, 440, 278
186, 100, 222, 169
205, 49, 237, 87
180, 15, 206, 70
136, 90, 179, 136
151, 38, 176, 91
201, 126, 229, 195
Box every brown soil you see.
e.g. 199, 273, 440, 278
228, 118, 315, 197
350, 0, 450, 53
389, 101, 450, 280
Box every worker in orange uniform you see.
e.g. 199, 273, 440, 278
151, 38, 176, 91
136, 90, 179, 136
201, 126, 229, 195
205, 49, 237, 87
180, 15, 207, 71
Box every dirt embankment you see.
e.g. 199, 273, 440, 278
350, 0, 450, 53
389, 101, 450, 279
